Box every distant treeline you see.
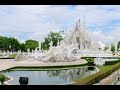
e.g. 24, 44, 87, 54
0, 31, 63, 52
0, 36, 38, 52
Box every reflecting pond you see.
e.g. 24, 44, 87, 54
2, 66, 98, 85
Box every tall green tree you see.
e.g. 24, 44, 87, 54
117, 41, 120, 51
41, 31, 63, 50
0, 36, 6, 51
20, 43, 26, 52
0, 36, 21, 52
25, 40, 39, 52
7, 37, 20, 52
111, 43, 115, 54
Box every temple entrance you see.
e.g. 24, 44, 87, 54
76, 37, 80, 49
76, 37, 80, 43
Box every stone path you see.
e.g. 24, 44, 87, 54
0, 59, 16, 71
98, 68, 120, 85
0, 59, 87, 71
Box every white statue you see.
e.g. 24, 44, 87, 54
27, 49, 30, 56
49, 41, 53, 50
39, 42, 41, 51
2, 51, 6, 56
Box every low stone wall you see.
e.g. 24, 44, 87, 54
98, 68, 120, 85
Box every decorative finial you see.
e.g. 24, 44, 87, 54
78, 18, 80, 28
83, 15, 86, 27
75, 21, 78, 29
75, 18, 81, 30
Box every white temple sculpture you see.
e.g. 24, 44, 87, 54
34, 18, 112, 62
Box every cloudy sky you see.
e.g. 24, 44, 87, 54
0, 5, 120, 46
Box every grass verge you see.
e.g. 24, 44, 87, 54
8, 54, 17, 59
6, 63, 88, 71
73, 61, 120, 85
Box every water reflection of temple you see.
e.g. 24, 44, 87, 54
47, 67, 97, 82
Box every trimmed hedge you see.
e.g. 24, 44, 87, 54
86, 58, 95, 66
5, 63, 88, 71
0, 74, 5, 82
73, 61, 120, 85
105, 59, 120, 65
81, 57, 95, 59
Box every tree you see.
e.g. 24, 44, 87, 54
41, 31, 63, 50
0, 36, 6, 51
111, 43, 115, 54
20, 43, 26, 52
117, 41, 120, 51
104, 46, 109, 51
0, 74, 5, 85
25, 40, 39, 52
7, 37, 20, 52
0, 36, 41, 52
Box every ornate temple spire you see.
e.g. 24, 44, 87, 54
75, 18, 81, 29
78, 18, 80, 28
83, 15, 86, 28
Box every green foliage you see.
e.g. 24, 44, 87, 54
97, 65, 113, 71
20, 43, 26, 52
0, 74, 5, 83
8, 54, 17, 59
74, 61, 120, 85
0, 36, 8, 51
86, 58, 95, 66
25, 40, 39, 52
81, 57, 95, 59
117, 41, 120, 51
8, 37, 20, 52
41, 31, 63, 50
81, 57, 95, 66
105, 59, 120, 65
111, 43, 115, 53
0, 36, 40, 52
104, 46, 109, 51
10, 63, 88, 71
0, 36, 20, 52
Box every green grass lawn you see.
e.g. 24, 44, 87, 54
74, 61, 120, 85
8, 54, 17, 59
97, 65, 114, 71
5, 76, 10, 81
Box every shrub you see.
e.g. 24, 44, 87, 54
81, 57, 95, 59
87, 61, 95, 66
73, 61, 120, 85
0, 74, 5, 84
86, 58, 95, 66
105, 59, 120, 65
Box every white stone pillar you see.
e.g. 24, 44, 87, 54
39, 42, 41, 51
115, 43, 118, 55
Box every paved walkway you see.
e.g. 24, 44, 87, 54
0, 59, 16, 71
98, 68, 120, 85
0, 59, 87, 71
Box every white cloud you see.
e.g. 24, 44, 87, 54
92, 30, 114, 44
0, 5, 120, 44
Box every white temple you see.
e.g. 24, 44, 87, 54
15, 17, 113, 62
